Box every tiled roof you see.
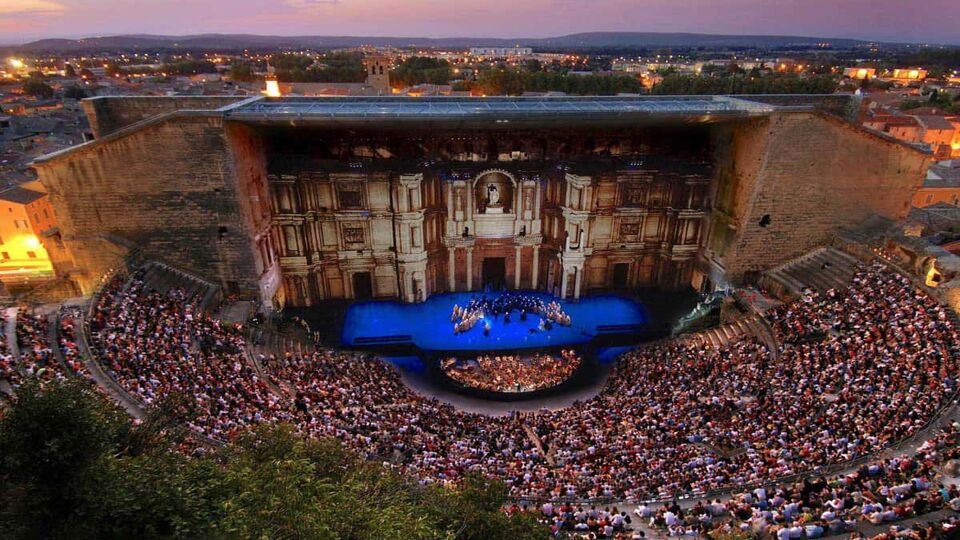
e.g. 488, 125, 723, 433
0, 186, 45, 205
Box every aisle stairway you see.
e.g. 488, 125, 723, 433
762, 247, 861, 297
0, 307, 17, 400
688, 313, 770, 349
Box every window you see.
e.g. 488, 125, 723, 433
927, 194, 934, 204
1, 252, 9, 260
43, 209, 49, 219
27, 251, 36, 259
337, 185, 363, 209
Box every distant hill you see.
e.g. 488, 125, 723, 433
13, 32, 881, 53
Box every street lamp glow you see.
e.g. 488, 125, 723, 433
264, 78, 281, 98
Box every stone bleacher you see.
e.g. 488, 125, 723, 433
138, 262, 221, 311
688, 312, 770, 349
761, 246, 861, 297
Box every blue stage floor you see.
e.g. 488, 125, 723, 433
342, 291, 647, 351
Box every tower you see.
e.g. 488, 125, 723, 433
363, 55, 392, 95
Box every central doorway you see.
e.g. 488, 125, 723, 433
612, 263, 629, 289
352, 272, 373, 300
482, 257, 506, 291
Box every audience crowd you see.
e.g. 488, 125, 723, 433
442, 350, 582, 393
627, 422, 960, 539
89, 275, 291, 440
15, 311, 66, 387
78, 259, 960, 522
0, 323, 15, 403
58, 308, 91, 379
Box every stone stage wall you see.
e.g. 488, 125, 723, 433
32, 97, 930, 305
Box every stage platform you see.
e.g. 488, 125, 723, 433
341, 291, 648, 352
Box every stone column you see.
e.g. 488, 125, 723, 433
574, 266, 583, 300
466, 247, 473, 292
514, 245, 522, 289
560, 268, 569, 299
534, 181, 542, 216
448, 247, 456, 292
531, 246, 540, 290
341, 269, 352, 299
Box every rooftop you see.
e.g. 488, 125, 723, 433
222, 95, 779, 127
0, 186, 45, 205
925, 160, 960, 188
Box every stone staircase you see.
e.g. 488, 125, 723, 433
761, 247, 861, 297
687, 313, 769, 349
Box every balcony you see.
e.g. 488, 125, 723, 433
473, 214, 515, 238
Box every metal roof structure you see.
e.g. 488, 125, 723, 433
222, 95, 778, 128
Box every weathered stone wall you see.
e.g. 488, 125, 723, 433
716, 112, 929, 279
82, 96, 246, 139
223, 123, 280, 303
33, 97, 929, 302
34, 114, 260, 296
735, 94, 857, 118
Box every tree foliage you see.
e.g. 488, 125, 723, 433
160, 60, 218, 76
471, 67, 643, 96
21, 77, 54, 99
900, 90, 960, 114
651, 73, 838, 95
227, 62, 256, 83
63, 85, 88, 100
391, 56, 453, 87
273, 52, 366, 83
0, 381, 547, 540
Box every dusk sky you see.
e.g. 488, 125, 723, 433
1, 0, 957, 45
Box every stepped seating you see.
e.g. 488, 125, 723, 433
139, 262, 221, 311
762, 247, 861, 297
688, 313, 769, 349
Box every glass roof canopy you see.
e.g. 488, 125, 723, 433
224, 96, 776, 123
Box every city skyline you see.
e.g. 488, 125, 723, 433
2, 0, 958, 45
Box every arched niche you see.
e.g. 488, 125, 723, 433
473, 170, 516, 215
